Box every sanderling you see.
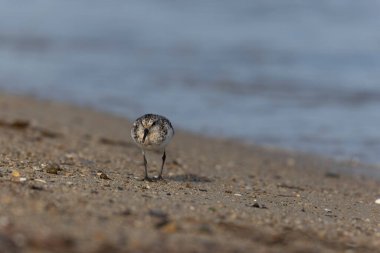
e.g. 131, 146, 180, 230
131, 114, 174, 181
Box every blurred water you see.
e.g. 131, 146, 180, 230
0, 0, 380, 166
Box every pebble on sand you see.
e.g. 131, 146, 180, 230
375, 198, 380, 205
34, 179, 47, 183
33, 166, 43, 172
46, 163, 62, 174
160, 222, 178, 234
11, 170, 20, 177
98, 173, 111, 180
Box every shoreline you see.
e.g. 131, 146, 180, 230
4, 90, 379, 181
0, 93, 379, 252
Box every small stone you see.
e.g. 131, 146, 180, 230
19, 177, 27, 182
33, 166, 43, 172
99, 173, 111, 180
142, 185, 150, 189
34, 179, 47, 184
234, 193, 242, 197
11, 170, 20, 177
252, 203, 260, 208
375, 198, 380, 205
46, 163, 62, 174
160, 222, 178, 234
250, 202, 268, 209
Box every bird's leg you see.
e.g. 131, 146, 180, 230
158, 150, 166, 180
142, 150, 151, 181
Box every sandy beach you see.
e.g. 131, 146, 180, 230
0, 93, 379, 253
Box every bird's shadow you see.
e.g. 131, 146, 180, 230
167, 173, 213, 183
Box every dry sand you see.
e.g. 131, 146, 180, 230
0, 93, 379, 253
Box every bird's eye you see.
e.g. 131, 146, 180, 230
151, 121, 158, 127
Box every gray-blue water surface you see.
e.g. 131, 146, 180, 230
0, 1, 379, 169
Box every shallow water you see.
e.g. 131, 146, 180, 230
0, 1, 379, 167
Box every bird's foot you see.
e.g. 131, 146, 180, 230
156, 175, 165, 181
139, 176, 154, 182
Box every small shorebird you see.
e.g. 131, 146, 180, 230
131, 114, 174, 181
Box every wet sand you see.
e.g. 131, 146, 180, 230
0, 93, 379, 253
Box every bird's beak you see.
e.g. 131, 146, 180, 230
143, 128, 149, 143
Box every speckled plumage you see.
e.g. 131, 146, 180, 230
131, 114, 174, 180
131, 114, 174, 150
